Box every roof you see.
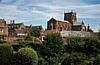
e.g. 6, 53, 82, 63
73, 22, 82, 25
8, 23, 23, 26
48, 17, 69, 23
57, 20, 69, 23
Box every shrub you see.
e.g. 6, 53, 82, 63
0, 45, 13, 65
11, 47, 38, 65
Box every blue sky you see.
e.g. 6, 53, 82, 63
0, 0, 100, 32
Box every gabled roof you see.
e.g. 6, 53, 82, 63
48, 17, 57, 22
57, 20, 69, 23
48, 18, 69, 23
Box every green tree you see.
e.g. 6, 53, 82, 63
83, 37, 100, 57
11, 47, 38, 65
40, 33, 65, 65
65, 37, 84, 53
30, 26, 42, 37
0, 45, 13, 65
94, 54, 100, 65
24, 34, 33, 41
61, 52, 89, 65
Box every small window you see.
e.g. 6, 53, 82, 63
0, 28, 3, 32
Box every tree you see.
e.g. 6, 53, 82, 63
83, 37, 100, 57
94, 54, 100, 65
40, 33, 65, 65
61, 52, 89, 65
11, 47, 38, 65
0, 45, 13, 65
66, 37, 83, 52
30, 26, 42, 37
24, 34, 33, 41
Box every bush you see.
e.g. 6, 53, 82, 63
11, 47, 38, 65
0, 45, 13, 65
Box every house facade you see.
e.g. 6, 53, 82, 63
7, 20, 31, 37
0, 19, 8, 36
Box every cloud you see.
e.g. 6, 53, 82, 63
36, 1, 100, 18
0, 0, 100, 31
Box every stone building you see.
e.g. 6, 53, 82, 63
0, 19, 8, 36
7, 20, 31, 37
47, 11, 88, 31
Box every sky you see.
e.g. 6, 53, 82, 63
0, 0, 100, 32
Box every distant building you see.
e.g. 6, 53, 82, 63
47, 11, 91, 31
0, 19, 8, 36
7, 20, 31, 37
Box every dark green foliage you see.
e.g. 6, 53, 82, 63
61, 52, 89, 65
0, 45, 13, 65
26, 43, 49, 65
0, 40, 6, 44
11, 53, 33, 65
0, 35, 6, 44
83, 37, 100, 56
64, 37, 100, 65
44, 33, 63, 44
16, 48, 38, 65
94, 54, 100, 65
66, 37, 100, 56
30, 26, 42, 37
38, 55, 48, 65
24, 34, 33, 41
0, 35, 4, 40
41, 33, 65, 65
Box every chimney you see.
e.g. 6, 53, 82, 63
12, 20, 15, 24
10, 20, 13, 24
87, 24, 90, 31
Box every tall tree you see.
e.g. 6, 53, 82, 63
30, 26, 42, 37
40, 33, 65, 65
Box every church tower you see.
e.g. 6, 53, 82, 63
64, 11, 77, 24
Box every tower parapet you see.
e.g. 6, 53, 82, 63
64, 11, 77, 24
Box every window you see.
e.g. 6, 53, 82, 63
0, 28, 3, 32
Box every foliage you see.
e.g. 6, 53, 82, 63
61, 52, 89, 65
0, 40, 6, 44
38, 54, 48, 65
66, 37, 100, 56
18, 47, 38, 65
44, 33, 63, 44
11, 53, 33, 65
24, 34, 33, 41
83, 37, 100, 56
40, 33, 65, 65
0, 35, 4, 40
0, 35, 6, 44
64, 37, 100, 65
0, 45, 13, 64
30, 26, 42, 37
94, 54, 100, 65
